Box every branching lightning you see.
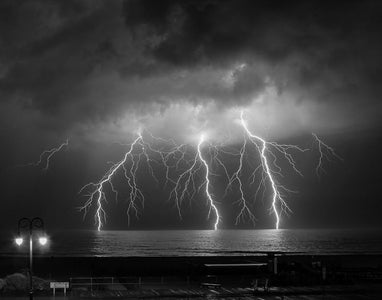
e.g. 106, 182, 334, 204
21, 139, 69, 171
79, 114, 339, 231
225, 137, 257, 226
313, 133, 343, 176
163, 135, 221, 229
79, 134, 145, 231
79, 131, 224, 231
239, 111, 310, 229
198, 135, 220, 230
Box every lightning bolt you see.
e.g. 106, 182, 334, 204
80, 132, 218, 231
239, 111, 308, 229
79, 118, 339, 231
313, 133, 343, 176
80, 134, 145, 231
22, 139, 69, 171
198, 135, 220, 230
165, 135, 220, 229
225, 137, 257, 226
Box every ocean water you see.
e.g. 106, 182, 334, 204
1, 229, 382, 257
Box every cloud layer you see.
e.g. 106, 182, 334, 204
1, 0, 381, 146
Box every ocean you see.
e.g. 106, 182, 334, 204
1, 229, 382, 257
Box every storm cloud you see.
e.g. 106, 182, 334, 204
0, 0, 381, 145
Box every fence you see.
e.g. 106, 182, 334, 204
69, 276, 192, 291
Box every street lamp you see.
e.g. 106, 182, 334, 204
15, 217, 48, 300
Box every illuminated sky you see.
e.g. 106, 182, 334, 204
0, 0, 381, 230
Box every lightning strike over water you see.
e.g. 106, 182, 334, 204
80, 115, 338, 231
197, 135, 220, 230
164, 135, 221, 229
80, 134, 144, 231
239, 111, 309, 229
80, 131, 223, 231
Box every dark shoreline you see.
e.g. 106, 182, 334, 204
1, 253, 382, 299
2, 253, 382, 279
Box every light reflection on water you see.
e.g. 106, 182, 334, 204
89, 229, 382, 257
2, 229, 382, 257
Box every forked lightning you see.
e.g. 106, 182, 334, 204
79, 114, 339, 231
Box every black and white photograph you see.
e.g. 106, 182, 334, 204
0, 0, 382, 299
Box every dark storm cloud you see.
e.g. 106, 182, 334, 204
0, 0, 123, 122
0, 0, 381, 139
123, 0, 382, 67
122, 0, 382, 117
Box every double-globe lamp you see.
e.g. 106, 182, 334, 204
15, 217, 48, 300
15, 236, 48, 246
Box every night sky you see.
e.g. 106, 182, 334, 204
0, 0, 381, 230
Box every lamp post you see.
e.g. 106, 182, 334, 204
15, 217, 48, 300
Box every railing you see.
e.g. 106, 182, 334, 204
69, 276, 191, 291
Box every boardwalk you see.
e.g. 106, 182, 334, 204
5, 285, 382, 300
23, 284, 376, 299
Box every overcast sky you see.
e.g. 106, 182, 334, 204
0, 0, 381, 230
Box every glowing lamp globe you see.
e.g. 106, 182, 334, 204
15, 237, 23, 246
39, 237, 48, 246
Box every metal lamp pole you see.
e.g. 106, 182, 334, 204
16, 217, 46, 300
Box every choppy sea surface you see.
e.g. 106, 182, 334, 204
1, 229, 382, 257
